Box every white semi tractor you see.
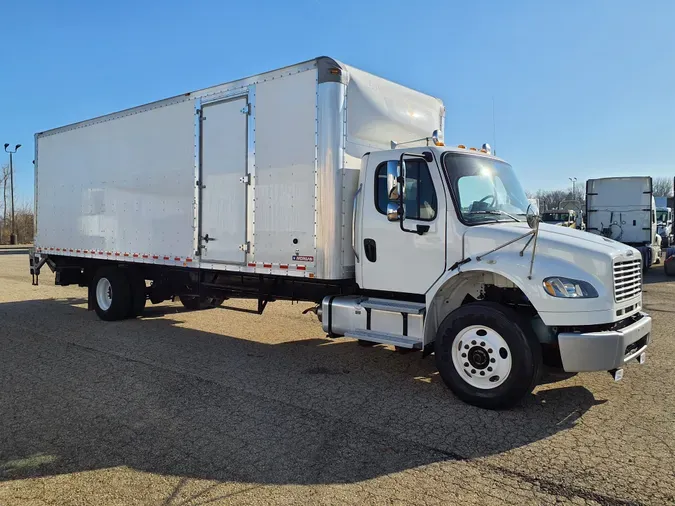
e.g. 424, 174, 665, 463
30, 57, 651, 409
586, 177, 661, 270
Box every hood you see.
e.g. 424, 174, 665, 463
463, 221, 631, 258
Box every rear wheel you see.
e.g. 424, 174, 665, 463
434, 302, 542, 410
92, 267, 132, 321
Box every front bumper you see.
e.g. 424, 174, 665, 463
558, 312, 651, 372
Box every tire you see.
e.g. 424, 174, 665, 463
92, 267, 132, 321
127, 269, 147, 317
434, 302, 542, 410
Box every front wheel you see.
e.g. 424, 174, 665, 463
434, 302, 542, 410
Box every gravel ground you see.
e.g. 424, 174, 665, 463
0, 253, 673, 505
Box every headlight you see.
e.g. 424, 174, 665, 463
543, 277, 598, 298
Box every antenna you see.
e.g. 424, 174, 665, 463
492, 97, 497, 156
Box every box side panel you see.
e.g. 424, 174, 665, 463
254, 69, 318, 267
36, 99, 196, 258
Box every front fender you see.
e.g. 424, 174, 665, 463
425, 250, 614, 339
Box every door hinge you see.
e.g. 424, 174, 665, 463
239, 242, 250, 253
196, 180, 206, 189
239, 174, 251, 185
241, 103, 250, 115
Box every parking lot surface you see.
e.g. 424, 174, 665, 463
1, 253, 674, 505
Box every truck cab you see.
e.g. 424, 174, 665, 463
541, 209, 578, 228
656, 207, 673, 248
333, 143, 652, 408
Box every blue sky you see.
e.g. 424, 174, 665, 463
1, 0, 673, 204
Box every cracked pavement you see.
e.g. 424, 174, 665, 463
0, 254, 673, 505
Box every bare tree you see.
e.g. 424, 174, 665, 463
527, 183, 586, 212
652, 177, 673, 197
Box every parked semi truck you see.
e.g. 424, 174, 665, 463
30, 57, 651, 409
654, 197, 673, 248
586, 177, 661, 270
541, 209, 581, 229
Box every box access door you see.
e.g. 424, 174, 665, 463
199, 96, 249, 263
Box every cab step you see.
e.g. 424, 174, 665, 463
359, 298, 426, 314
344, 329, 423, 349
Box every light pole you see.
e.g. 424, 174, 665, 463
4, 143, 21, 245
569, 177, 577, 200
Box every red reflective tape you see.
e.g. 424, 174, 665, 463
83, 250, 88, 253
247, 263, 256, 267
50, 247, 54, 251
114, 253, 120, 257
69, 249, 74, 253
152, 255, 159, 259
280, 264, 288, 269
99, 251, 104, 255
142, 254, 149, 258
123, 253, 129, 257
132, 253, 138, 258
263, 263, 272, 268
186, 258, 193, 262
76, 249, 81, 253
174, 257, 180, 261
164, 256, 170, 260
106, 252, 112, 256
56, 248, 61, 251
296, 265, 306, 270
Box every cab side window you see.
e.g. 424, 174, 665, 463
375, 160, 437, 221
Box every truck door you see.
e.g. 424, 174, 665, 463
359, 155, 447, 295
199, 97, 249, 263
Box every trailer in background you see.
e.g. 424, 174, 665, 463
586, 177, 660, 271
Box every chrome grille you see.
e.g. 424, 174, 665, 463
613, 259, 642, 302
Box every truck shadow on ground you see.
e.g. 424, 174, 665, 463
0, 297, 604, 488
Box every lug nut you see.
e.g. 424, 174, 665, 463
480, 342, 485, 347
471, 340, 477, 345
490, 358, 496, 363
461, 353, 466, 358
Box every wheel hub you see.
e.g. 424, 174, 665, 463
451, 325, 512, 390
468, 346, 489, 369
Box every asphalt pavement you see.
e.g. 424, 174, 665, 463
0, 254, 673, 505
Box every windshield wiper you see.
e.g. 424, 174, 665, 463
466, 210, 521, 222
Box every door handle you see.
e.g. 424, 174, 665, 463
202, 234, 215, 243
364, 238, 376, 262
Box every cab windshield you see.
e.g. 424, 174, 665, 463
656, 210, 668, 224
442, 152, 530, 224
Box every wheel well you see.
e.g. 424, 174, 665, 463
424, 271, 535, 346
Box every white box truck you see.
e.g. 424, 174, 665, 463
30, 57, 651, 409
586, 177, 661, 269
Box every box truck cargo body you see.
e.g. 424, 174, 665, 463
35, 58, 443, 280
31, 57, 651, 409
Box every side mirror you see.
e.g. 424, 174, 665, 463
386, 202, 402, 222
386, 160, 401, 201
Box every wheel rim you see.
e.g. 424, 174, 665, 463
451, 325, 512, 389
96, 277, 113, 311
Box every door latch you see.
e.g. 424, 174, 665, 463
201, 234, 215, 243
239, 242, 250, 253
241, 103, 250, 115
239, 174, 251, 185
